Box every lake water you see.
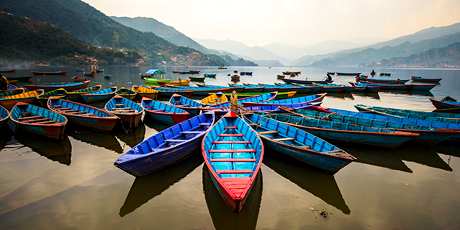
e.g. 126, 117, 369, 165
1, 66, 460, 230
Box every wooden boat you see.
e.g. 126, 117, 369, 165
104, 74, 111, 79
406, 84, 437, 91
0, 88, 24, 98
240, 72, 253, 76
189, 76, 205, 82
6, 76, 32, 81
202, 111, 264, 212
48, 97, 120, 132
287, 108, 458, 146
411, 76, 442, 83
219, 101, 322, 113
282, 78, 333, 84
207, 92, 278, 109
359, 81, 408, 90
267, 112, 419, 148
10, 102, 67, 140
242, 93, 326, 107
243, 83, 280, 92
142, 97, 189, 125
356, 76, 409, 83
144, 78, 170, 86
115, 111, 215, 177
218, 66, 227, 69
76, 69, 84, 72
105, 95, 144, 130
115, 87, 137, 100
204, 73, 217, 78
178, 71, 192, 74
7, 80, 18, 85
257, 83, 305, 93
196, 83, 245, 93
283, 71, 301, 75
81, 86, 117, 103
349, 82, 381, 92
429, 98, 460, 110
0, 89, 44, 110
96, 69, 104, 73
335, 72, 361, 76
228, 83, 264, 93
243, 113, 355, 174
36, 88, 67, 107
24, 80, 90, 92
157, 79, 190, 87
222, 91, 297, 100
132, 85, 158, 100
189, 70, 200, 74
167, 85, 229, 96
169, 93, 202, 116
0, 105, 10, 129
0, 69, 16, 73
31, 71, 67, 75
72, 76, 86, 82
153, 87, 193, 98
67, 85, 102, 101
84, 71, 96, 76
201, 92, 228, 106
274, 82, 320, 93
380, 73, 391, 76
312, 83, 345, 93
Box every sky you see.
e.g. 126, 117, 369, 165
83, 0, 460, 47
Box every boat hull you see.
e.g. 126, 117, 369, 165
144, 111, 189, 125
429, 98, 460, 110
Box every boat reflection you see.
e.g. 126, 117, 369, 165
263, 150, 350, 215
352, 92, 380, 100
115, 122, 145, 148
392, 145, 452, 171
203, 164, 262, 230
431, 144, 460, 158
340, 146, 412, 173
0, 126, 14, 151
144, 116, 171, 131
14, 130, 72, 165
119, 152, 203, 217
68, 129, 123, 153
325, 92, 354, 100
379, 89, 434, 97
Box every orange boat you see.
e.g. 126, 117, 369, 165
0, 89, 45, 110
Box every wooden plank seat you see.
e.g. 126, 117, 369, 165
209, 149, 256, 153
212, 141, 252, 144
110, 107, 132, 110
17, 115, 43, 120
83, 113, 96, 116
25, 118, 51, 123
114, 104, 124, 106
19, 112, 31, 115
64, 109, 80, 112
57, 107, 72, 110
259, 130, 279, 134
54, 105, 62, 108
219, 134, 244, 137
149, 109, 166, 112
114, 110, 136, 113
216, 170, 254, 174
34, 120, 58, 124
180, 131, 204, 134
273, 137, 296, 141
210, 159, 256, 162
177, 104, 190, 107
71, 111, 88, 114
224, 126, 238, 129
199, 123, 212, 126
165, 139, 187, 142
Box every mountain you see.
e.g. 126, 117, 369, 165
310, 32, 460, 67
362, 42, 460, 68
0, 0, 222, 66
0, 12, 141, 66
194, 39, 250, 54
237, 46, 290, 65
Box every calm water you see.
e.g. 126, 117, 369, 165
1, 66, 460, 230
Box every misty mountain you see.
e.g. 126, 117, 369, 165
237, 46, 290, 65
194, 39, 250, 54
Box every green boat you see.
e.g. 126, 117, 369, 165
37, 88, 67, 107
67, 85, 102, 101
145, 78, 170, 86
144, 69, 169, 86
221, 91, 296, 99
189, 76, 205, 82
115, 87, 137, 100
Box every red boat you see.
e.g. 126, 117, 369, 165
0, 69, 16, 73
72, 76, 87, 82
31, 71, 67, 75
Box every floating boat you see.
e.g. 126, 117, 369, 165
0, 89, 44, 110
31, 71, 67, 75
406, 84, 437, 91
6, 77, 31, 83
72, 76, 86, 82
178, 71, 193, 74
189, 76, 205, 82
356, 76, 409, 83
105, 95, 144, 130
104, 74, 111, 79
76, 69, 84, 72
167, 85, 229, 96
267, 112, 419, 148
348, 82, 381, 92
335, 72, 361, 76
81, 86, 117, 103
48, 97, 120, 132
204, 73, 217, 78
283, 71, 301, 75
240, 72, 253, 76
218, 66, 227, 69
67, 85, 102, 101
157, 79, 190, 87
189, 70, 200, 74
84, 71, 96, 76
115, 87, 137, 100
96, 69, 104, 73
0, 105, 10, 129
274, 82, 320, 93
207, 92, 278, 109
243, 113, 355, 174
10, 102, 67, 140
132, 86, 158, 100
222, 91, 297, 100
243, 83, 280, 92
242, 93, 326, 107
36, 88, 67, 107
411, 76, 442, 83
257, 83, 305, 93
219, 101, 322, 113
153, 87, 193, 98
115, 111, 215, 177
429, 98, 460, 110
169, 93, 202, 116
202, 111, 264, 212
0, 69, 16, 73
228, 83, 264, 93
313, 83, 353, 93
142, 97, 189, 125
287, 108, 458, 146
282, 78, 333, 84
24, 80, 90, 92
0, 88, 24, 98
144, 69, 169, 86
196, 83, 245, 93
380, 73, 391, 76
359, 81, 408, 90
201, 92, 228, 106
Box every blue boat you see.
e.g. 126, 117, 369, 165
243, 83, 280, 92
243, 113, 355, 174
284, 108, 459, 146
406, 84, 437, 91
204, 73, 217, 78
105, 95, 144, 131
169, 93, 202, 116
154, 87, 193, 98
76, 69, 84, 72
202, 111, 264, 212
242, 93, 326, 107
218, 102, 322, 113
206, 92, 278, 109
114, 111, 215, 177
142, 97, 189, 125
274, 82, 321, 93
166, 85, 228, 96
430, 98, 460, 110
196, 83, 245, 93
257, 83, 306, 93
356, 76, 409, 84
319, 83, 355, 93
81, 86, 117, 103
266, 112, 419, 148
349, 82, 381, 92
0, 105, 10, 129
10, 102, 67, 140
313, 83, 346, 93
240, 72, 253, 76
228, 83, 265, 93
48, 97, 120, 132
23, 80, 90, 92
282, 78, 333, 84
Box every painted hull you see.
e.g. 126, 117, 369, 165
0, 69, 16, 73
6, 76, 31, 81
282, 79, 333, 84
81, 87, 117, 103
336, 72, 361, 76
0, 90, 44, 110
31, 71, 67, 75
144, 110, 189, 125
105, 96, 144, 130
407, 84, 437, 91
169, 94, 202, 116
207, 92, 278, 109
242, 93, 326, 107
429, 98, 460, 110
24, 80, 89, 92
411, 76, 442, 83
67, 85, 102, 101
145, 78, 170, 86
143, 97, 189, 125
0, 105, 10, 129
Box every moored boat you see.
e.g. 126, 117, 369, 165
336, 72, 361, 76
157, 79, 190, 87
0, 69, 16, 73
0, 89, 44, 110
204, 73, 217, 78
81, 86, 117, 103
36, 88, 67, 107
72, 76, 86, 82
167, 85, 229, 96
0, 105, 10, 129
24, 80, 90, 92
169, 93, 202, 116
242, 93, 326, 107
202, 111, 264, 212
201, 92, 228, 106
67, 85, 102, 101
429, 98, 460, 110
222, 91, 297, 100
356, 76, 409, 84
411, 76, 442, 83
132, 85, 158, 100
189, 76, 205, 82
144, 69, 169, 86
152, 87, 193, 98
196, 83, 245, 93
359, 81, 408, 90
6, 76, 32, 81
207, 92, 278, 109
31, 71, 67, 75
228, 83, 264, 93
282, 78, 333, 84
105, 95, 144, 131
312, 83, 346, 93
349, 82, 381, 92
76, 69, 84, 72
142, 97, 189, 125
0, 88, 24, 98
406, 84, 437, 91
115, 87, 137, 100
10, 102, 67, 140
115, 111, 215, 177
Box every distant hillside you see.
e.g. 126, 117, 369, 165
238, 46, 290, 65
0, 0, 222, 66
195, 39, 250, 54
206, 54, 258, 66
310, 32, 460, 67
252, 60, 284, 67
363, 42, 460, 68
0, 13, 140, 66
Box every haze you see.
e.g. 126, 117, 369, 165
85, 0, 460, 47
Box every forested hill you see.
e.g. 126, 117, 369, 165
0, 13, 141, 65
363, 42, 460, 68
0, 0, 222, 66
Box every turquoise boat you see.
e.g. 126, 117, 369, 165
82, 86, 117, 103
429, 98, 460, 110
205, 92, 278, 109
243, 113, 356, 174
154, 87, 193, 98
228, 83, 265, 93
105, 95, 144, 131
242, 93, 326, 107
67, 85, 102, 101
0, 105, 10, 129
142, 97, 189, 125
169, 93, 202, 116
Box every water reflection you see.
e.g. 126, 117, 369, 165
14, 130, 72, 165
0, 126, 14, 151
68, 129, 123, 153
379, 89, 434, 97
144, 117, 171, 130
119, 152, 203, 217
340, 146, 412, 173
392, 145, 452, 171
352, 92, 380, 100
325, 92, 354, 100
115, 122, 146, 148
431, 144, 460, 158
263, 151, 350, 215
203, 165, 262, 230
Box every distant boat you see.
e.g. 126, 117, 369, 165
104, 74, 111, 79
31, 71, 67, 75
23, 80, 90, 92
76, 69, 84, 72
282, 78, 333, 84
411, 76, 442, 83
0, 69, 16, 73
240, 72, 253, 76
380, 73, 391, 76
189, 76, 205, 82
6, 76, 32, 81
96, 69, 104, 73
72, 76, 86, 82
218, 65, 227, 69
335, 72, 361, 76
204, 73, 217, 78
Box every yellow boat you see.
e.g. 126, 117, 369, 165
221, 91, 297, 99
0, 89, 44, 110
200, 92, 228, 106
157, 79, 190, 87
285, 71, 301, 74
132, 86, 158, 100
37, 88, 67, 107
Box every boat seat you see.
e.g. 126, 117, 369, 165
224, 126, 238, 129
298, 145, 311, 149
115, 110, 136, 113
210, 159, 256, 162
72, 111, 87, 114
165, 139, 187, 142
19, 112, 31, 115
258, 130, 279, 134
84, 113, 96, 116
180, 131, 204, 134
178, 104, 190, 107
219, 134, 244, 137
273, 137, 296, 141
58, 107, 72, 110
54, 105, 62, 108
212, 141, 251, 144
216, 170, 253, 174
149, 109, 166, 112
34, 120, 57, 124
17, 115, 43, 120
209, 149, 256, 153
25, 118, 51, 123
199, 123, 212, 126
65, 109, 80, 112
114, 104, 124, 106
